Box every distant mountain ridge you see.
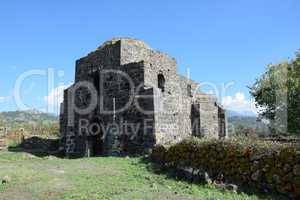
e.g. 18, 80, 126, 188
227, 110, 257, 117
0, 110, 266, 136
0, 110, 58, 128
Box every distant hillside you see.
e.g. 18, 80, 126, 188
0, 110, 58, 128
228, 115, 259, 127
228, 114, 270, 136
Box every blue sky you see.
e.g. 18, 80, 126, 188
0, 0, 299, 115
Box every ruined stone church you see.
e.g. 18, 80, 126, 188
60, 37, 227, 157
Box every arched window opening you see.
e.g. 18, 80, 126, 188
157, 74, 165, 92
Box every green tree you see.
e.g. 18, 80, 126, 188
250, 51, 300, 135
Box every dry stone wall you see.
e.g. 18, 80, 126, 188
151, 138, 300, 198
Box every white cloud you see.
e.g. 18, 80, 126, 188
222, 92, 258, 115
207, 90, 214, 95
0, 96, 10, 103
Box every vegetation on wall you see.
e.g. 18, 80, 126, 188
151, 137, 300, 198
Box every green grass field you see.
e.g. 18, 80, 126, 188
0, 151, 284, 200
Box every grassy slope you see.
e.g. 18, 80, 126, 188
0, 151, 278, 200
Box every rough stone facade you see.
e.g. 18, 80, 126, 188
60, 37, 227, 157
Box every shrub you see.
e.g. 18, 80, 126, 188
6, 131, 24, 147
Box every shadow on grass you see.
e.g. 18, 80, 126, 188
138, 157, 291, 200
8, 136, 63, 158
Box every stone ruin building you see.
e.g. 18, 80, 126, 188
60, 37, 227, 158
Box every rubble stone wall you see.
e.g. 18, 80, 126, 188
151, 138, 300, 198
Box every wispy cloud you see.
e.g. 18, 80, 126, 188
0, 96, 10, 103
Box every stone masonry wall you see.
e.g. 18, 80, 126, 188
151, 138, 300, 199
195, 94, 219, 139
60, 37, 227, 157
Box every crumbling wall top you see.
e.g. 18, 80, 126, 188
98, 37, 151, 50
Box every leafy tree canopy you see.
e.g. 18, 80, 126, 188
250, 51, 300, 135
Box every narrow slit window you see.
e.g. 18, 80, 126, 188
158, 74, 165, 92
187, 84, 192, 97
